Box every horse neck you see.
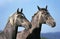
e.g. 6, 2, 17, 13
31, 12, 42, 31
30, 13, 42, 39
3, 20, 18, 39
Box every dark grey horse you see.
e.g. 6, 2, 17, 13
17, 6, 56, 39
0, 8, 31, 39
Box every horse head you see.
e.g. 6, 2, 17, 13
9, 8, 31, 29
37, 5, 56, 27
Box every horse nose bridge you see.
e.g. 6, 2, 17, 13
48, 17, 55, 22
27, 21, 31, 24
50, 17, 54, 21
26, 22, 32, 28
25, 21, 30, 26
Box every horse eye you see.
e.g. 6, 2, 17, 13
45, 12, 49, 15
17, 15, 22, 18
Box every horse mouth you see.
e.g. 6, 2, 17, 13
46, 21, 56, 27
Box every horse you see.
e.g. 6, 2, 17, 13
16, 5, 56, 39
0, 8, 31, 39
26, 5, 56, 39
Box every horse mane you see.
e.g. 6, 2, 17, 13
7, 12, 16, 25
32, 11, 39, 20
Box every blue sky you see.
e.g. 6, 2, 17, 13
0, 0, 60, 33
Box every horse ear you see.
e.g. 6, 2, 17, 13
20, 8, 23, 13
46, 5, 48, 10
17, 8, 19, 13
37, 6, 40, 10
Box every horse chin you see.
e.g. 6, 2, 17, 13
52, 25, 55, 28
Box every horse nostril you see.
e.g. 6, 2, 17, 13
52, 22, 56, 27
